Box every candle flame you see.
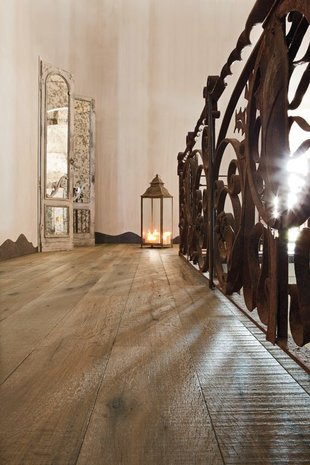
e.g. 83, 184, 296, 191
145, 230, 171, 244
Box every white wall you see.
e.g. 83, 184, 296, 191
0, 0, 103, 246
0, 0, 257, 246
97, 0, 258, 238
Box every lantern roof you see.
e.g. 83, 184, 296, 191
141, 174, 173, 198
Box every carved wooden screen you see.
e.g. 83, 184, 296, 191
73, 96, 95, 246
39, 62, 95, 251
178, 0, 310, 355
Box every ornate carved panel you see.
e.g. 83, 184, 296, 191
73, 98, 92, 203
178, 0, 310, 353
73, 209, 91, 234
73, 96, 95, 246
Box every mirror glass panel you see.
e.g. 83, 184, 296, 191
45, 74, 69, 199
45, 206, 69, 236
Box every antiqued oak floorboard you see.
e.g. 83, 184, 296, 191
0, 247, 106, 327
0, 245, 139, 464
160, 251, 310, 465
0, 245, 309, 465
0, 245, 134, 383
76, 249, 223, 465
0, 247, 112, 321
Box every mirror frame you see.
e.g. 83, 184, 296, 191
39, 59, 75, 251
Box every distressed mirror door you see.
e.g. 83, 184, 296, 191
72, 96, 95, 246
39, 61, 74, 251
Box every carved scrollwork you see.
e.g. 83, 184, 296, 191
245, 15, 290, 227
246, 223, 275, 325
179, 162, 188, 256
191, 160, 208, 271
245, 2, 310, 230
180, 150, 209, 270
184, 154, 198, 260
46, 175, 68, 198
213, 139, 244, 294
289, 227, 310, 346
195, 186, 209, 272
178, 0, 310, 349
73, 182, 88, 202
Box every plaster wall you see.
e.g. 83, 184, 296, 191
0, 0, 258, 247
0, 0, 103, 246
97, 0, 259, 238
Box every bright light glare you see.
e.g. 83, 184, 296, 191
273, 195, 280, 218
288, 227, 300, 243
286, 151, 309, 209
288, 227, 300, 254
287, 192, 298, 210
287, 153, 309, 175
288, 174, 305, 193
271, 152, 309, 218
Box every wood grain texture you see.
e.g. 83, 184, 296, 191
160, 252, 310, 465
0, 245, 309, 465
76, 249, 223, 465
0, 246, 134, 383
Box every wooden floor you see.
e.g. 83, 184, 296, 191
0, 244, 309, 465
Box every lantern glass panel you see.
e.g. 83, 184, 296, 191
142, 198, 161, 245
163, 198, 173, 246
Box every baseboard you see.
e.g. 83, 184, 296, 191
95, 232, 140, 244
0, 234, 38, 261
95, 231, 180, 245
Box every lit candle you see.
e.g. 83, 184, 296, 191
163, 231, 171, 245
146, 229, 160, 243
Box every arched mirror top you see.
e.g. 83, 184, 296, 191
45, 73, 69, 112
44, 71, 71, 200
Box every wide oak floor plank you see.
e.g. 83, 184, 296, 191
0, 245, 140, 464
76, 249, 224, 465
160, 252, 310, 465
0, 245, 309, 465
0, 245, 134, 383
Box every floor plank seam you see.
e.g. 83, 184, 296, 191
159, 252, 227, 465
180, 256, 310, 381
0, 350, 33, 386
196, 382, 227, 465
73, 250, 142, 465
1, 246, 309, 465
218, 297, 310, 394
161, 252, 310, 464
0, 247, 128, 385
0, 246, 113, 324
0, 260, 108, 386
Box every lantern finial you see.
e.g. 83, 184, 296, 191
141, 175, 172, 198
